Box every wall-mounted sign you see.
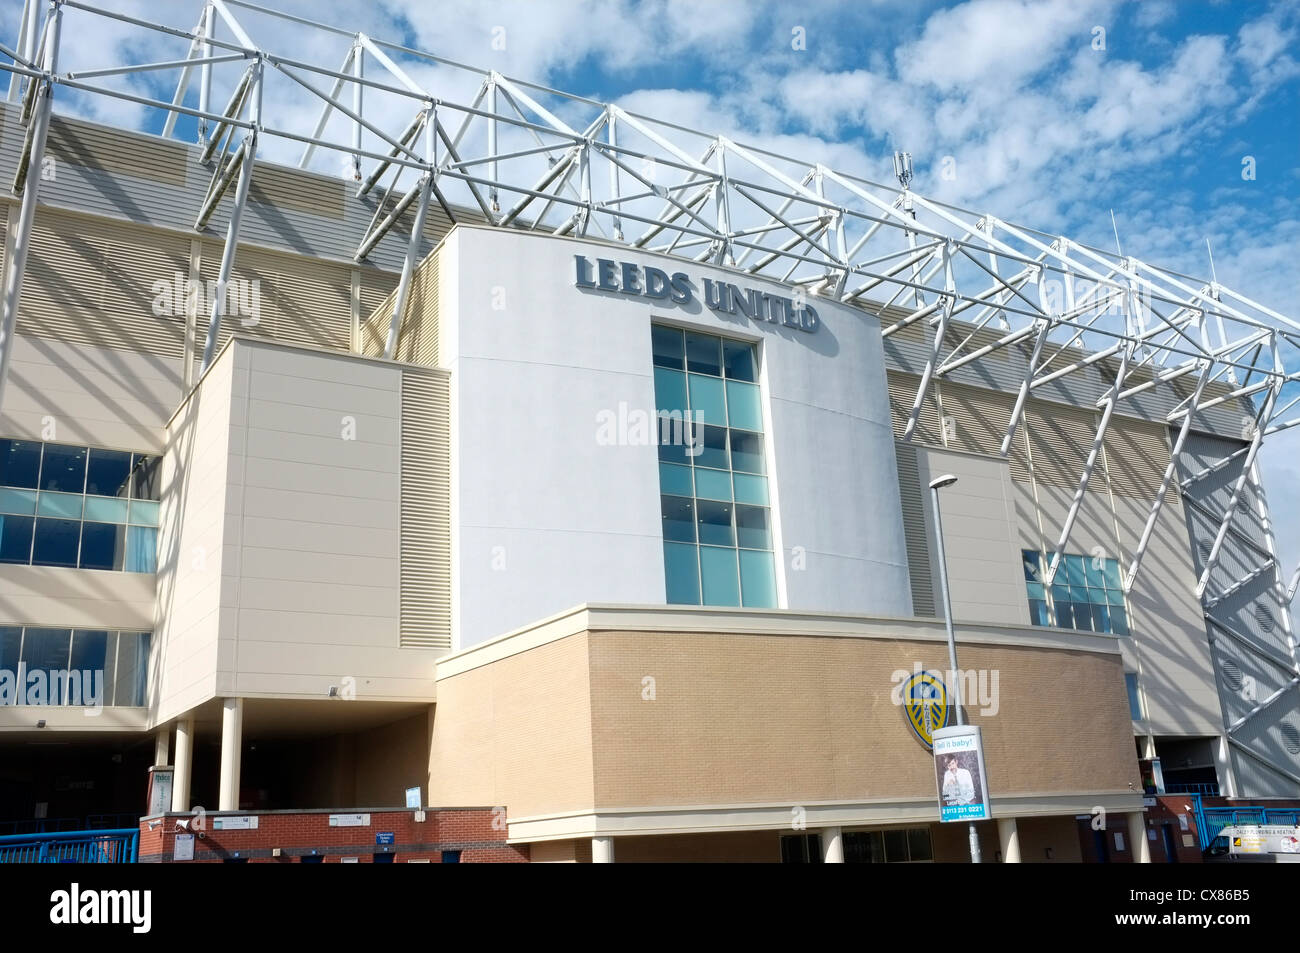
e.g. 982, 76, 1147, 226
376, 832, 395, 846
173, 833, 194, 861
329, 813, 371, 827
933, 724, 991, 823
405, 786, 422, 809
573, 255, 820, 333
1226, 825, 1300, 855
213, 815, 258, 830
900, 669, 951, 750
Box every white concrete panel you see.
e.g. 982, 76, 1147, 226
457, 525, 665, 644
445, 227, 911, 646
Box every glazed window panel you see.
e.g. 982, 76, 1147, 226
0, 439, 160, 574
653, 326, 776, 608
1021, 548, 1130, 635
0, 627, 151, 707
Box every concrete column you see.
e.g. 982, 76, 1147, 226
822, 827, 844, 863
592, 836, 614, 863
1127, 812, 1151, 864
1215, 734, 1239, 798
218, 698, 243, 812
153, 728, 170, 767
171, 716, 193, 812
997, 817, 1021, 863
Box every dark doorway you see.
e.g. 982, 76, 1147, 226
1092, 828, 1110, 862
1162, 825, 1180, 862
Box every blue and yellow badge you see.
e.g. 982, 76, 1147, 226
901, 669, 951, 750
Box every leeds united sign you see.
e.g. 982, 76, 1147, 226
573, 255, 820, 334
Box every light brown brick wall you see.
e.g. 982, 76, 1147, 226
588, 632, 1139, 806
429, 626, 1140, 824
427, 633, 594, 817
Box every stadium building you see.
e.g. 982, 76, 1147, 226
0, 0, 1297, 863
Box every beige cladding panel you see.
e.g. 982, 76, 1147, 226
399, 369, 452, 650
198, 242, 353, 352
1033, 483, 1122, 558
360, 247, 441, 366
0, 333, 182, 454
941, 381, 1031, 481
1024, 400, 1102, 491
16, 207, 187, 359
0, 565, 154, 631
248, 163, 346, 221
358, 268, 401, 338
893, 442, 936, 617
585, 631, 1138, 808
1111, 494, 1222, 735
887, 370, 943, 445
154, 339, 445, 718
153, 355, 235, 723
427, 633, 595, 818
46, 115, 189, 187
221, 343, 412, 696
915, 447, 1030, 627
1105, 417, 1178, 504
6, 203, 377, 381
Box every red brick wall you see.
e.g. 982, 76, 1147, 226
138, 808, 528, 863
1142, 796, 1205, 862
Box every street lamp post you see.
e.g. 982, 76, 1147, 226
929, 473, 983, 865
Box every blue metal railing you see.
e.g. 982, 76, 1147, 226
0, 828, 138, 863
1164, 782, 1220, 796
1200, 806, 1300, 848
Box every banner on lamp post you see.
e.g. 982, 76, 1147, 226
933, 724, 990, 823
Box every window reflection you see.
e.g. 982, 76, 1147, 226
0, 439, 159, 573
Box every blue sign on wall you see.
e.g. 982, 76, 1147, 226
376, 832, 395, 846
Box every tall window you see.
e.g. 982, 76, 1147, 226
0, 439, 160, 573
652, 326, 777, 608
1125, 673, 1144, 720
1022, 549, 1129, 635
0, 627, 151, 706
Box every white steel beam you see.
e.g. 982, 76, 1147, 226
0, 0, 60, 410
1124, 361, 1212, 592
1043, 341, 1132, 585
1194, 382, 1280, 598
383, 171, 432, 359
200, 57, 261, 372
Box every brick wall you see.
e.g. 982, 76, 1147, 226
138, 808, 528, 863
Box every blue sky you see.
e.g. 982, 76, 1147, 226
7, 0, 1300, 575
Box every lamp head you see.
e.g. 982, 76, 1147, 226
929, 474, 958, 490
